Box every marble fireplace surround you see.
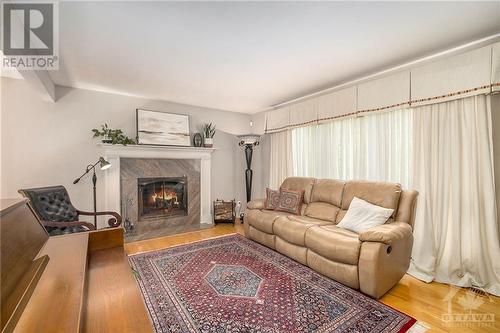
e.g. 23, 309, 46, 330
100, 144, 215, 235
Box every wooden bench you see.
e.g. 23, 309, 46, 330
1, 199, 152, 333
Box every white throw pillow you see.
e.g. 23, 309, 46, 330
337, 197, 394, 233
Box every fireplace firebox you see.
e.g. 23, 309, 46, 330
138, 177, 188, 220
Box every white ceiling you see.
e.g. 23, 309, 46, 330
48, 1, 500, 113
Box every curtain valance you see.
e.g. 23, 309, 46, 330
357, 71, 410, 114
263, 41, 500, 134
317, 87, 357, 123
410, 45, 492, 107
289, 99, 318, 128
264, 87, 357, 133
266, 106, 290, 133
492, 42, 500, 92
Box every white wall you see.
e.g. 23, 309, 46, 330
0, 77, 251, 221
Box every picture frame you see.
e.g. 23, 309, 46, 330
136, 109, 190, 146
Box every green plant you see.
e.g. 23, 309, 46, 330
202, 123, 216, 138
91, 123, 136, 145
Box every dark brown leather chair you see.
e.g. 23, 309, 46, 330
19, 185, 121, 236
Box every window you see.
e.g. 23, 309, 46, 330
291, 108, 412, 188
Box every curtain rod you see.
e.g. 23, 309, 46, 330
261, 33, 500, 113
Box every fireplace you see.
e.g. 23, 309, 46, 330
138, 177, 188, 220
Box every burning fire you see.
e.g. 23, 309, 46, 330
152, 191, 179, 204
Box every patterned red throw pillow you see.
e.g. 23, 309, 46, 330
264, 188, 281, 210
276, 188, 304, 215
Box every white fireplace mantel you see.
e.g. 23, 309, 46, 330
98, 144, 216, 225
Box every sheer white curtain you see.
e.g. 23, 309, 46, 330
269, 130, 293, 189
277, 95, 499, 295
291, 109, 412, 188
361, 109, 413, 187
293, 117, 358, 180
408, 95, 500, 295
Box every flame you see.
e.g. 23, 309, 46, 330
152, 191, 178, 203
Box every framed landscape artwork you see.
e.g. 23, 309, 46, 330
136, 109, 190, 146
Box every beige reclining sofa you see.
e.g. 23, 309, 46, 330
244, 177, 418, 299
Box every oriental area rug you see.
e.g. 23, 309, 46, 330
128, 234, 416, 333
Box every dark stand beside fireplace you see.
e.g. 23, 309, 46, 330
138, 177, 188, 220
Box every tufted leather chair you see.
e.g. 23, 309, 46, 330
19, 185, 122, 236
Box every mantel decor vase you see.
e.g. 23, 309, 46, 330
193, 133, 203, 147
202, 123, 216, 148
204, 137, 213, 148
102, 135, 112, 144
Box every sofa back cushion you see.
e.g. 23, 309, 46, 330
304, 203, 340, 222
304, 179, 345, 222
311, 179, 345, 206
280, 177, 315, 204
341, 180, 402, 218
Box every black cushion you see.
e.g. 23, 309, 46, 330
20, 186, 79, 222
48, 226, 86, 236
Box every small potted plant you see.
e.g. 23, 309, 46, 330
92, 124, 136, 146
202, 123, 216, 148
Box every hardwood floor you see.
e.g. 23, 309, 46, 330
124, 222, 238, 255
125, 223, 500, 333
85, 246, 152, 333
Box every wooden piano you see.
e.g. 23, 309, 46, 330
0, 199, 153, 333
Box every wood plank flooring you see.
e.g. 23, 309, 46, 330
84, 247, 153, 333
125, 222, 500, 333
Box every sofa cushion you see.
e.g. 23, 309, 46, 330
337, 197, 394, 233
247, 199, 264, 210
336, 210, 347, 223
304, 202, 340, 223
342, 180, 401, 217
275, 188, 304, 215
336, 210, 395, 224
310, 179, 345, 207
264, 188, 281, 210
248, 226, 276, 249
287, 215, 329, 224
246, 209, 289, 234
274, 216, 331, 246
276, 237, 308, 265
305, 225, 361, 265
281, 177, 315, 204
307, 250, 359, 290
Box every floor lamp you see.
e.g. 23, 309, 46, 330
238, 135, 260, 203
73, 157, 111, 227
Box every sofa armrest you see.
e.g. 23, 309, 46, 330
247, 199, 265, 210
358, 222, 412, 245
394, 190, 418, 227
358, 222, 413, 298
358, 230, 413, 298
